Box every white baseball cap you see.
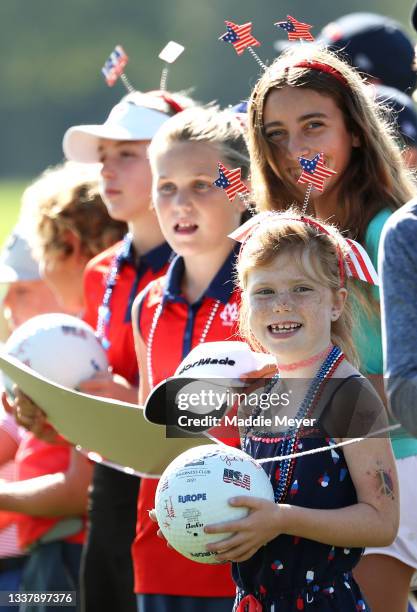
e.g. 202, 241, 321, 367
144, 341, 273, 426
0, 227, 40, 284
63, 92, 172, 163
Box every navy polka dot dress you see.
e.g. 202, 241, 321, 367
232, 377, 370, 611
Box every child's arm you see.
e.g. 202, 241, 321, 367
10, 390, 59, 444
78, 370, 138, 403
206, 376, 399, 563
281, 436, 398, 547
284, 435, 398, 542
0, 447, 92, 516
206, 436, 398, 562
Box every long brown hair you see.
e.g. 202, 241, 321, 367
248, 46, 416, 242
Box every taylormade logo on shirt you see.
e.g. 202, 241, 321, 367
177, 356, 236, 375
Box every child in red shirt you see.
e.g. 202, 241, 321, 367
61, 90, 194, 612
14, 91, 194, 612
132, 105, 250, 612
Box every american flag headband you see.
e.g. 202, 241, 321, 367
218, 15, 348, 85
228, 212, 379, 287
294, 60, 349, 87
218, 15, 316, 70
101, 42, 185, 92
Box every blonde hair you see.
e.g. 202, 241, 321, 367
248, 46, 416, 242
148, 105, 250, 180
22, 162, 126, 261
237, 210, 360, 365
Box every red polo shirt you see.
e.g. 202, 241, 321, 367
15, 434, 85, 550
133, 248, 241, 596
83, 237, 173, 385
81, 236, 173, 598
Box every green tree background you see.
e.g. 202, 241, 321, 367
0, 0, 415, 178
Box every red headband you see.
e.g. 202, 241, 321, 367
294, 60, 349, 87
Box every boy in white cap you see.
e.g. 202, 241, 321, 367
62, 90, 193, 612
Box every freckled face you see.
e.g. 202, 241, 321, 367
245, 251, 345, 363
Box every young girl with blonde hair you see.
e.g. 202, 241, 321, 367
205, 211, 398, 611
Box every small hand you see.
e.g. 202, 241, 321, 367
205, 496, 282, 562
13, 388, 58, 443
148, 509, 173, 549
1, 391, 14, 415
240, 361, 277, 383
239, 362, 278, 403
78, 371, 138, 402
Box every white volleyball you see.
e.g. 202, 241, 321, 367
155, 444, 274, 564
2, 313, 108, 395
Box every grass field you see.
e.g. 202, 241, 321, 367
0, 179, 30, 247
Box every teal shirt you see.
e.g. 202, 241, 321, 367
353, 208, 417, 458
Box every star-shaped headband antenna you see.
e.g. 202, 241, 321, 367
213, 163, 252, 210
158, 41, 185, 91
297, 153, 337, 214
219, 21, 266, 70
274, 15, 314, 42
101, 45, 135, 92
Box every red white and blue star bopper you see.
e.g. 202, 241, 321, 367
158, 41, 185, 91
297, 153, 337, 214
101, 45, 134, 92
274, 15, 314, 42
214, 162, 250, 204
219, 21, 266, 70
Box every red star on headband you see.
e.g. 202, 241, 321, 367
220, 21, 261, 55
298, 153, 337, 192
274, 15, 314, 42
213, 163, 250, 202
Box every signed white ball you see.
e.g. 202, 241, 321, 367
155, 444, 274, 564
3, 313, 108, 395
